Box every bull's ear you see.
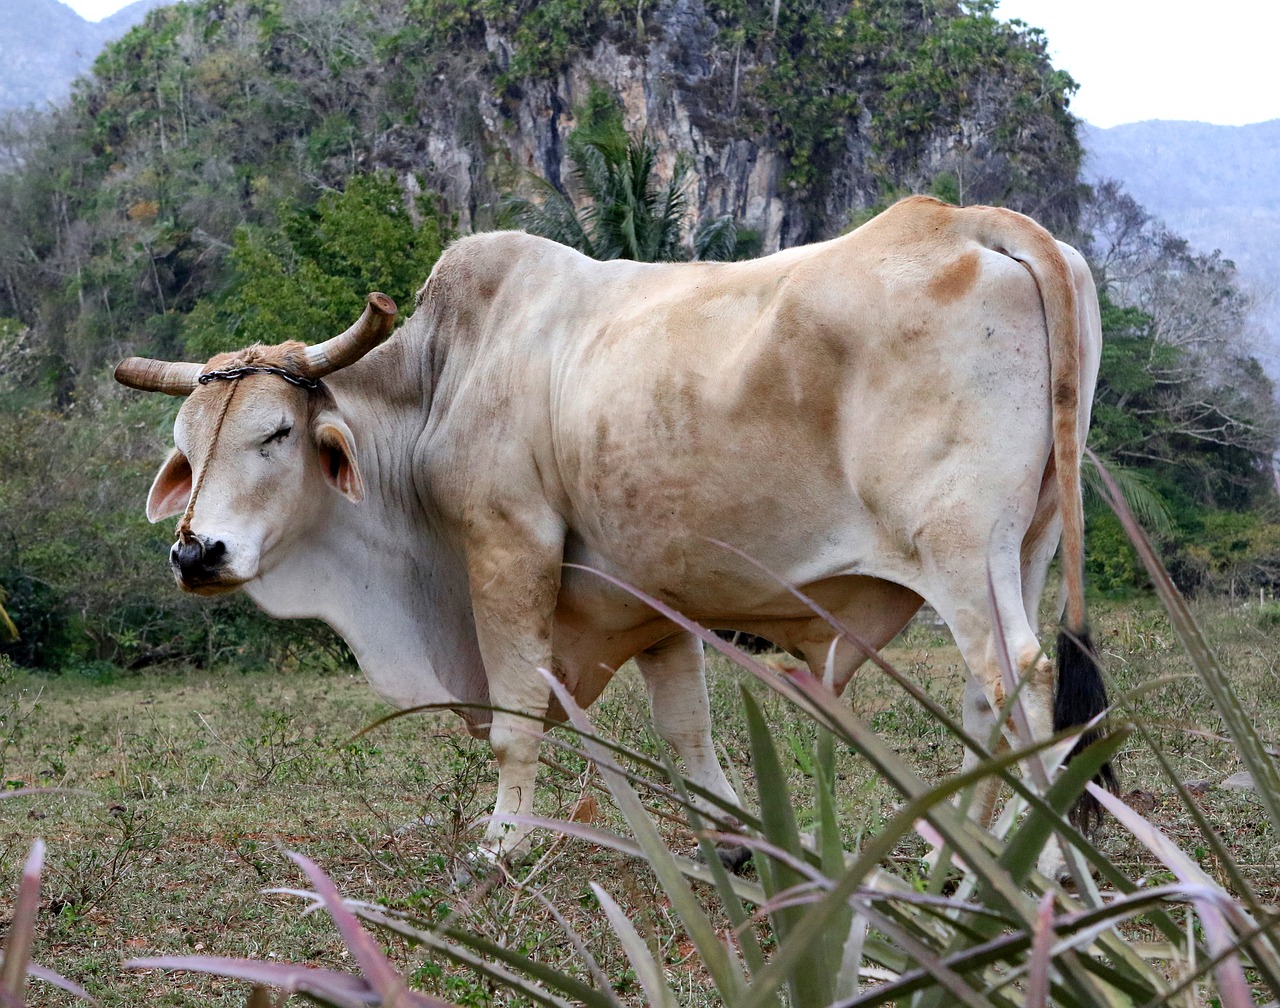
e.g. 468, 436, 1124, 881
315, 419, 364, 503
146, 449, 193, 522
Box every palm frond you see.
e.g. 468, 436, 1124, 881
1084, 453, 1175, 538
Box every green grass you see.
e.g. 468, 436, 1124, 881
2, 597, 1279, 1004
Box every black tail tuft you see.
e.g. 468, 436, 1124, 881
1054, 627, 1117, 832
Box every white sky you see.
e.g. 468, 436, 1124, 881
64, 0, 1280, 128
60, 0, 129, 20
994, 0, 1280, 127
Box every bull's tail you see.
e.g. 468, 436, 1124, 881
968, 200, 1116, 829
1054, 627, 1115, 829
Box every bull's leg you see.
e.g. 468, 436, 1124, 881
481, 660, 552, 862
958, 676, 1008, 829
463, 516, 564, 863
943, 597, 1065, 878
635, 631, 739, 810
636, 631, 749, 869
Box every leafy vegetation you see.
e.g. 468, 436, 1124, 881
1082, 181, 1280, 596
183, 171, 450, 357
704, 0, 1080, 224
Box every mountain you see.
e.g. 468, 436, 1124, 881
1081, 119, 1280, 377
0, 0, 172, 110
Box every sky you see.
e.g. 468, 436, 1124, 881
61, 0, 1280, 128
993, 0, 1280, 127
61, 0, 132, 21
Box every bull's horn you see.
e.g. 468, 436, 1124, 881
302, 292, 398, 378
114, 358, 203, 396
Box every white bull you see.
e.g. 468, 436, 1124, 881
115, 196, 1107, 865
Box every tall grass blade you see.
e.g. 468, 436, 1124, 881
1026, 892, 1055, 1008
131, 853, 461, 1008
1090, 451, 1280, 838
284, 851, 411, 1004
378, 914, 608, 1008
657, 757, 771, 976
588, 884, 679, 1008
126, 956, 390, 1008
1000, 729, 1128, 885
0, 839, 43, 999
740, 687, 843, 1007
538, 669, 754, 1003
1088, 784, 1257, 1008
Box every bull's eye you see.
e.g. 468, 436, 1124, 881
264, 425, 292, 446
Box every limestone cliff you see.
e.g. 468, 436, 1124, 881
370, 0, 1082, 252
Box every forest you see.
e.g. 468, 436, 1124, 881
1, 0, 1277, 675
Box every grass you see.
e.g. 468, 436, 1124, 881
2, 596, 1279, 1004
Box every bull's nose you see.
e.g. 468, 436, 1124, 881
170, 536, 227, 580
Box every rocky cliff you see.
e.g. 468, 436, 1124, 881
368, 0, 1083, 253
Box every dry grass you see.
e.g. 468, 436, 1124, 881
2, 597, 1278, 1005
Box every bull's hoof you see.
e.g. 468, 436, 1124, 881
710, 841, 753, 873
451, 845, 500, 888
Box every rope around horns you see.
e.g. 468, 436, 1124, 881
177, 377, 242, 545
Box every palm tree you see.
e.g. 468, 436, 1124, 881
1, 585, 16, 643
515, 129, 736, 263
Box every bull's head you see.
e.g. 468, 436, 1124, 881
114, 293, 397, 595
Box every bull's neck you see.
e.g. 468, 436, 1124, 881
245, 499, 474, 710
246, 333, 486, 711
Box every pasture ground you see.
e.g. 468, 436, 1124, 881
2, 598, 1279, 1006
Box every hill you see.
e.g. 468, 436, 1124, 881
1082, 119, 1280, 376
0, 0, 1083, 389
0, 0, 171, 110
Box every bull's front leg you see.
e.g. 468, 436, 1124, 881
464, 512, 564, 863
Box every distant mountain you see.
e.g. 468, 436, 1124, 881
1082, 119, 1280, 377
0, 0, 171, 110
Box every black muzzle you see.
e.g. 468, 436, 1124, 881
170, 535, 227, 585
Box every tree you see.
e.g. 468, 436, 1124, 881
1083, 180, 1280, 506
183, 172, 450, 357
1080, 180, 1280, 595
0, 585, 16, 643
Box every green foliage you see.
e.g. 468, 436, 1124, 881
1176, 509, 1280, 597
491, 0, 625, 84
1086, 284, 1280, 597
184, 172, 450, 356
1085, 510, 1148, 596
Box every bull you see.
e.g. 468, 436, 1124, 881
115, 196, 1108, 870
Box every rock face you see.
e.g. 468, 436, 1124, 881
373, 0, 1081, 253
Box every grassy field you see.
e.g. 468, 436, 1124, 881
2, 597, 1278, 1005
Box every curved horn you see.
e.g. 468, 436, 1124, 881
114, 358, 203, 396
302, 292, 398, 378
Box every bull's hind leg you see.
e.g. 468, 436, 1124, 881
635, 631, 739, 811
931, 579, 1065, 878
636, 631, 749, 868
